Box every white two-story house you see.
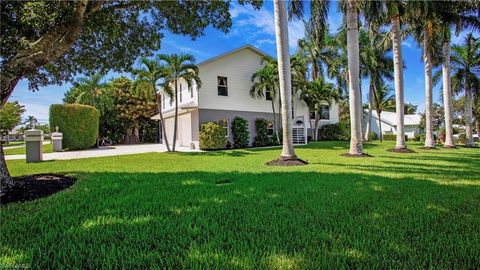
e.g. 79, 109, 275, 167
151, 45, 339, 149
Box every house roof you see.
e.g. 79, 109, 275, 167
197, 44, 271, 67
365, 110, 421, 126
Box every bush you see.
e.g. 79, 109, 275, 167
49, 104, 99, 150
368, 132, 378, 141
231, 117, 249, 148
253, 118, 272, 147
382, 134, 408, 141
456, 133, 467, 145
199, 122, 227, 150
318, 123, 349, 141
413, 134, 422, 141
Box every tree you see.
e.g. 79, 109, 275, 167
72, 73, 112, 116
1, 0, 262, 190
299, 78, 338, 140
158, 54, 201, 151
372, 84, 395, 142
450, 34, 480, 147
0, 0, 262, 107
132, 57, 172, 151
0, 101, 26, 144
419, 103, 444, 133
250, 62, 280, 141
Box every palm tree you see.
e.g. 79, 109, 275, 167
158, 54, 201, 152
450, 34, 480, 147
273, 0, 303, 163
73, 73, 112, 116
250, 63, 279, 141
373, 83, 395, 142
300, 77, 339, 140
345, 0, 364, 155
131, 57, 172, 151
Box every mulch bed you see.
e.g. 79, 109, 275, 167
1, 174, 75, 205
418, 147, 440, 150
266, 158, 309, 166
387, 148, 416, 153
340, 153, 373, 158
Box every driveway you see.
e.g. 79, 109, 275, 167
5, 143, 200, 161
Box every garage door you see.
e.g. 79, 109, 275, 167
178, 114, 192, 147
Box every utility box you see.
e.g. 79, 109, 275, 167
25, 129, 44, 163
51, 127, 63, 152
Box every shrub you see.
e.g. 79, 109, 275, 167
49, 104, 99, 150
413, 134, 422, 141
382, 134, 408, 141
231, 117, 249, 148
456, 133, 467, 145
368, 132, 378, 141
318, 123, 349, 141
253, 118, 272, 147
199, 122, 227, 150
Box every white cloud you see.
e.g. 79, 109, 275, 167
402, 41, 412, 48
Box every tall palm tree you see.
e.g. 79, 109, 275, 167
450, 34, 480, 147
131, 57, 172, 151
299, 77, 339, 140
373, 83, 395, 142
273, 0, 301, 162
345, 0, 364, 155
250, 63, 279, 141
73, 73, 112, 116
158, 54, 201, 152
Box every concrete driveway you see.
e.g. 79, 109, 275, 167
5, 143, 200, 161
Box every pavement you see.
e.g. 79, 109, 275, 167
5, 143, 200, 161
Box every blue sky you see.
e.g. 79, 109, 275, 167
9, 1, 471, 124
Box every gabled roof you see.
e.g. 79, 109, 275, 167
197, 44, 271, 67
365, 110, 421, 126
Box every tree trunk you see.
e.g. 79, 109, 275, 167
365, 81, 374, 141
423, 31, 435, 148
157, 97, 171, 151
172, 80, 179, 151
271, 100, 279, 143
391, 16, 406, 149
0, 145, 13, 195
442, 41, 455, 147
346, 0, 363, 155
465, 86, 474, 147
378, 111, 383, 142
273, 0, 297, 159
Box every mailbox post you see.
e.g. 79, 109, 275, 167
51, 126, 63, 152
25, 129, 44, 162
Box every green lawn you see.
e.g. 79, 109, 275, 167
1, 141, 479, 269
2, 141, 25, 147
4, 143, 53, 155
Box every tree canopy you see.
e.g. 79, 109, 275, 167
0, 101, 26, 135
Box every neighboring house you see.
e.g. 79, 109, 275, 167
365, 110, 421, 139
151, 45, 339, 149
1, 128, 24, 142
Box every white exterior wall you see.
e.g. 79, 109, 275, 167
162, 78, 199, 112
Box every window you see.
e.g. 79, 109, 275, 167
265, 88, 272, 100
179, 84, 183, 102
162, 94, 165, 109
291, 100, 295, 119
218, 119, 229, 137
218, 76, 228, 96
309, 110, 316, 120
267, 121, 274, 136
320, 105, 330, 120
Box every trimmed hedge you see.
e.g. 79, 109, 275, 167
199, 122, 227, 150
253, 118, 272, 147
318, 123, 349, 141
383, 134, 408, 141
50, 104, 99, 150
231, 117, 249, 148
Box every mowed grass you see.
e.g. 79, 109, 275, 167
4, 143, 53, 155
1, 141, 479, 269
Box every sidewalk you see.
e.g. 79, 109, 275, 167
5, 143, 200, 161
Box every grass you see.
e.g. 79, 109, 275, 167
2, 141, 25, 147
1, 141, 480, 269
4, 143, 53, 155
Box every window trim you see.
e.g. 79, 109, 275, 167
218, 118, 229, 137
217, 76, 228, 96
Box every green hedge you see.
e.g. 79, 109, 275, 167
50, 104, 99, 150
253, 118, 272, 147
231, 117, 249, 148
199, 122, 227, 150
383, 134, 408, 141
318, 123, 350, 141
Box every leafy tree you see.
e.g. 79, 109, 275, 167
0, 101, 26, 144
71, 73, 113, 116
419, 103, 444, 133
158, 54, 201, 151
372, 84, 395, 142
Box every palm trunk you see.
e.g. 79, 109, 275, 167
274, 0, 297, 159
314, 109, 320, 140
346, 0, 363, 155
423, 31, 435, 148
442, 41, 455, 147
157, 94, 171, 151
392, 16, 406, 149
465, 85, 474, 147
271, 100, 279, 143
365, 81, 374, 141
0, 144, 13, 195
172, 79, 178, 151
378, 111, 383, 142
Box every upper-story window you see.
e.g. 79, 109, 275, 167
218, 76, 228, 96
162, 94, 166, 109
309, 110, 316, 120
320, 105, 330, 120
265, 88, 272, 100
179, 83, 183, 102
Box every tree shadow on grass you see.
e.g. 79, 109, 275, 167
1, 170, 480, 269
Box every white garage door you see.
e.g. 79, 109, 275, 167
164, 118, 175, 146
178, 114, 192, 147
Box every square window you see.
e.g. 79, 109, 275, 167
267, 121, 274, 136
320, 105, 330, 120
218, 77, 228, 96
266, 88, 272, 100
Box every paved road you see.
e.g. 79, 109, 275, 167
5, 144, 200, 161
